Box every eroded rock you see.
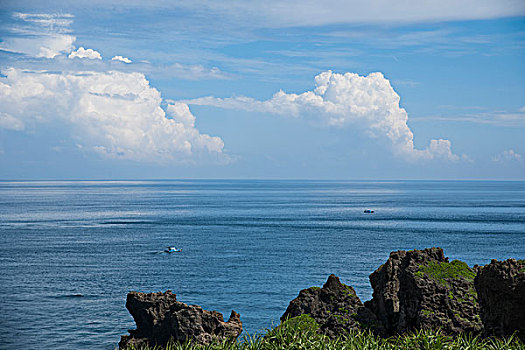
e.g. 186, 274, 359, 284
119, 291, 242, 349
281, 274, 378, 337
475, 259, 525, 339
365, 247, 482, 336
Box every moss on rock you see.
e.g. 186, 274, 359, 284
416, 259, 475, 287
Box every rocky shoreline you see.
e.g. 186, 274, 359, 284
119, 248, 525, 348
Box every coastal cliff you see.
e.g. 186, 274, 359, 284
119, 248, 524, 348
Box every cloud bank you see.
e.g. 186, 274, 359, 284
0, 12, 228, 163
0, 68, 224, 162
185, 71, 459, 161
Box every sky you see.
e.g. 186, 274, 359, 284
0, 0, 524, 180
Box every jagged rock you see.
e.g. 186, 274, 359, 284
119, 291, 242, 349
365, 247, 482, 336
475, 259, 525, 339
281, 274, 378, 337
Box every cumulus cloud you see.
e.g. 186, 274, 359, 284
0, 68, 224, 162
185, 71, 460, 161
0, 13, 76, 58
69, 47, 102, 60
492, 149, 523, 163
112, 55, 132, 63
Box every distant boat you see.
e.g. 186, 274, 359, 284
165, 247, 182, 253
364, 209, 375, 213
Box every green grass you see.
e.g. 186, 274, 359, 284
122, 315, 524, 350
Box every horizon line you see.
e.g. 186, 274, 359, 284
1, 178, 524, 182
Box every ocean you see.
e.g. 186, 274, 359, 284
0, 180, 524, 349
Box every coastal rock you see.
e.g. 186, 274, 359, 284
365, 247, 482, 336
119, 291, 242, 349
281, 274, 378, 337
475, 259, 525, 339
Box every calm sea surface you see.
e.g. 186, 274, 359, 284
0, 180, 524, 349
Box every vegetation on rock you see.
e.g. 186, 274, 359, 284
367, 248, 482, 336
415, 259, 476, 286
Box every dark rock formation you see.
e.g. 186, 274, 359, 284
281, 274, 378, 337
475, 259, 525, 339
119, 291, 242, 349
119, 248, 525, 348
365, 247, 482, 336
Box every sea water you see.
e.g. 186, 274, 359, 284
0, 180, 524, 349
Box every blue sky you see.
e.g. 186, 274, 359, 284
0, 1, 524, 179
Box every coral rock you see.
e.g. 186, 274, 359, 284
365, 247, 482, 336
119, 291, 242, 348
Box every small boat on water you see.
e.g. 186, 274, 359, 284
165, 247, 182, 253
364, 209, 375, 213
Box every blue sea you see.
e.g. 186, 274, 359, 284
0, 180, 524, 349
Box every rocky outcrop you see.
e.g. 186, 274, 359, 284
365, 248, 482, 336
119, 248, 525, 348
475, 259, 525, 339
281, 274, 378, 337
119, 291, 242, 349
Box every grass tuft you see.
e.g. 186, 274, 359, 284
121, 315, 524, 350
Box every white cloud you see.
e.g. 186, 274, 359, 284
0, 68, 224, 162
112, 55, 132, 63
411, 108, 525, 127
0, 12, 76, 58
0, 34, 75, 58
492, 149, 523, 163
30, 1, 524, 27
69, 47, 102, 60
0, 113, 25, 131
185, 71, 460, 161
13, 12, 74, 29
